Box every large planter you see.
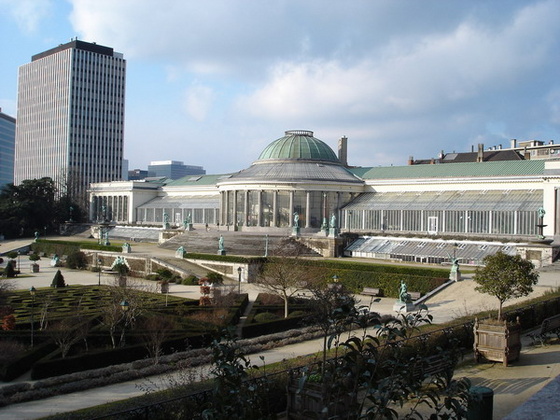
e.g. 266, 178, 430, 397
159, 282, 169, 294
473, 317, 521, 367
287, 377, 356, 420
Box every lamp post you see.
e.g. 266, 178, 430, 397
17, 251, 21, 272
237, 267, 242, 294
120, 300, 129, 346
97, 258, 102, 286
29, 286, 36, 347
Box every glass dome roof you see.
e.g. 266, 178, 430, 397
257, 130, 340, 163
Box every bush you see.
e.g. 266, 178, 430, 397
29, 253, 41, 262
6, 251, 18, 260
51, 270, 66, 288
66, 251, 88, 270
254, 312, 281, 323
206, 272, 224, 284
182, 275, 199, 285
4, 261, 16, 278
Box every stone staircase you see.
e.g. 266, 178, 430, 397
159, 229, 322, 257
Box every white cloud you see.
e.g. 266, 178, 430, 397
63, 0, 560, 170
183, 83, 215, 121
0, 0, 52, 33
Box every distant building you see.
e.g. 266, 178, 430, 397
128, 169, 150, 180
14, 40, 126, 203
0, 108, 16, 189
147, 160, 205, 180
409, 139, 560, 165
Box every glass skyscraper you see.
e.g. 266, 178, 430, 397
0, 108, 16, 189
14, 40, 126, 203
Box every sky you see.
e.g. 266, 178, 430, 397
1, 0, 560, 175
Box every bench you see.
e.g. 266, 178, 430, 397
412, 354, 454, 381
362, 287, 383, 297
530, 314, 560, 345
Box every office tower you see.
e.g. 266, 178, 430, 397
148, 160, 206, 180
0, 108, 16, 189
14, 40, 126, 204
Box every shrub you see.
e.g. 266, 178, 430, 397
206, 272, 224, 284
66, 251, 88, 270
182, 275, 199, 285
6, 251, 18, 260
51, 270, 66, 288
29, 253, 41, 262
254, 312, 281, 323
4, 261, 16, 278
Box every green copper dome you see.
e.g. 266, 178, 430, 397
257, 130, 340, 163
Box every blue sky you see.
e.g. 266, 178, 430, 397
1, 0, 560, 174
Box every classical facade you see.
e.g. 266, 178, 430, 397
89, 130, 560, 264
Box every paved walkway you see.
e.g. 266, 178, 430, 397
1, 238, 560, 419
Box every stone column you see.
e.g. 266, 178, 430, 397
305, 191, 311, 228
233, 190, 238, 227
257, 190, 263, 226
272, 191, 278, 227
289, 191, 294, 227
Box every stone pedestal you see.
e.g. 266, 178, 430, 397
218, 250, 226, 256
292, 226, 300, 237
393, 301, 416, 313
184, 223, 193, 231
449, 269, 461, 281
328, 228, 338, 238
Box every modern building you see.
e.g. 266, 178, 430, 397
0, 108, 16, 189
147, 160, 206, 180
128, 169, 150, 181
89, 130, 560, 265
14, 40, 126, 204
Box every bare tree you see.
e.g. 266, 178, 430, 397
258, 238, 323, 318
49, 315, 90, 358
140, 315, 176, 364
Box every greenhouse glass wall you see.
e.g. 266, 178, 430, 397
342, 190, 542, 237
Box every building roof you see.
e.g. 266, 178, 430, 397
223, 161, 363, 185
350, 160, 545, 180
165, 173, 232, 187
442, 150, 524, 163
257, 130, 340, 163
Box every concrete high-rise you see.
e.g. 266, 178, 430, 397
0, 108, 16, 189
14, 40, 126, 203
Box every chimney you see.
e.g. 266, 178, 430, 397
408, 156, 414, 165
477, 143, 484, 162
338, 136, 348, 167
511, 139, 517, 148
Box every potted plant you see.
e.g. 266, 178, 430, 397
29, 253, 41, 272
473, 251, 538, 366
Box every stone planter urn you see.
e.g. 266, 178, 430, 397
473, 317, 521, 367
159, 281, 169, 294
31, 263, 40, 273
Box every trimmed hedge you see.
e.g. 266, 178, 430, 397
185, 253, 266, 264
31, 332, 212, 379
31, 239, 121, 256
